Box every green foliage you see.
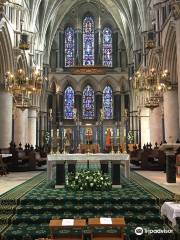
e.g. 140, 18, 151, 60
66, 170, 112, 191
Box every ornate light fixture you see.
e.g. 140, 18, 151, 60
5, 68, 42, 108
133, 67, 171, 110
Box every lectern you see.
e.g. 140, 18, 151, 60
160, 144, 180, 183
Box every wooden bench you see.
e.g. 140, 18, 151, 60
88, 217, 126, 240
49, 219, 86, 240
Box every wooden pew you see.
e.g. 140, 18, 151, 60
88, 217, 126, 240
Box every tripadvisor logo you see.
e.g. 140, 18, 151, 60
135, 227, 143, 235
135, 227, 173, 235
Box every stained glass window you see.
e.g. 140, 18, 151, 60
103, 27, 112, 67
103, 86, 113, 119
83, 85, 95, 119
64, 86, 74, 119
83, 16, 94, 66
64, 27, 75, 67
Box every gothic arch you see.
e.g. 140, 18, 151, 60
0, 21, 14, 83
147, 51, 161, 71
61, 75, 77, 92
100, 76, 118, 92
79, 76, 99, 92
163, 22, 177, 84
17, 54, 28, 73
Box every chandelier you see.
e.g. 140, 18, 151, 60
5, 68, 42, 108
133, 68, 171, 110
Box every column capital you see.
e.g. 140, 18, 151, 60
95, 91, 102, 96
171, 0, 180, 20
75, 91, 82, 96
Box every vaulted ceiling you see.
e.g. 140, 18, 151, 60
21, 0, 153, 63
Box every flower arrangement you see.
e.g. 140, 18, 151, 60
66, 170, 112, 191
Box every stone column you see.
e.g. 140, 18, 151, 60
95, 92, 102, 121
28, 108, 37, 146
149, 106, 163, 145
114, 92, 121, 122
140, 108, 150, 146
174, 12, 180, 132
14, 107, 28, 147
0, 90, 13, 148
120, 95, 125, 144
164, 90, 179, 142
56, 91, 63, 122
75, 92, 82, 121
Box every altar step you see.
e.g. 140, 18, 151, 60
3, 222, 174, 240
1, 175, 175, 240
16, 203, 160, 214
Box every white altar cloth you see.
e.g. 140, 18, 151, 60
161, 202, 180, 226
1, 154, 12, 158
47, 153, 130, 180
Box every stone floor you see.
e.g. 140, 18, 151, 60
0, 171, 41, 195
136, 170, 180, 195
1, 170, 180, 196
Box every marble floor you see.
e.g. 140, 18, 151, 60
1, 170, 180, 196
0, 171, 41, 195
136, 170, 180, 195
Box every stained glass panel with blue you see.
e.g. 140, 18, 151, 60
103, 86, 113, 119
103, 27, 112, 67
83, 85, 95, 119
65, 27, 75, 67
64, 86, 74, 119
83, 16, 94, 66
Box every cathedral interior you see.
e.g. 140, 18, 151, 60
0, 0, 180, 240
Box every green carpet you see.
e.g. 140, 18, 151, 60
0, 172, 46, 234
0, 170, 176, 240
131, 171, 174, 204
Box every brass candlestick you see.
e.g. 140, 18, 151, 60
117, 136, 121, 154
111, 137, 115, 154
63, 143, 66, 154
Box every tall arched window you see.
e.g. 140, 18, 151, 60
83, 16, 95, 66
103, 27, 112, 67
64, 26, 75, 67
103, 86, 113, 119
64, 86, 74, 119
83, 85, 95, 119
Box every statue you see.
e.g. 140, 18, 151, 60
105, 128, 111, 151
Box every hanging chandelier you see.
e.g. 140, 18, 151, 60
5, 68, 42, 108
133, 68, 171, 110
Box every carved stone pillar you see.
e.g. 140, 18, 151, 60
0, 90, 13, 148
75, 92, 82, 121
114, 92, 121, 122
163, 89, 179, 142
149, 105, 163, 145
140, 108, 150, 146
28, 107, 37, 146
172, 1, 180, 132
14, 107, 28, 147
56, 91, 63, 122
95, 92, 102, 121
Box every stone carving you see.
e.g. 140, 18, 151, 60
171, 0, 180, 20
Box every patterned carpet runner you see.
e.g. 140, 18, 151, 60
0, 170, 176, 240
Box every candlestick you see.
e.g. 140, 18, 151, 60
51, 129, 53, 137
57, 129, 59, 137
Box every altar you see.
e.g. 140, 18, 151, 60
47, 153, 130, 186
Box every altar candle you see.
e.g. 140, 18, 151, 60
51, 129, 53, 137
117, 129, 119, 137
57, 129, 59, 137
